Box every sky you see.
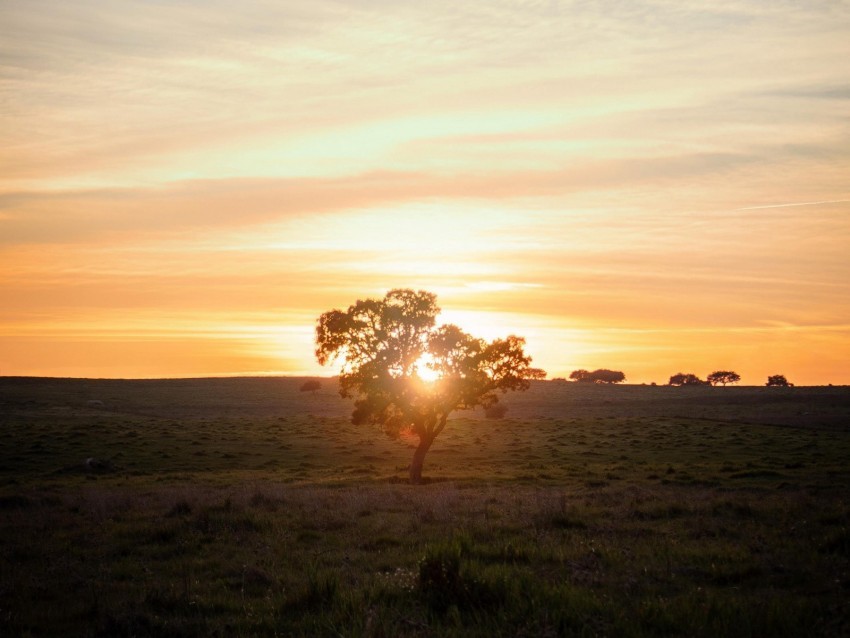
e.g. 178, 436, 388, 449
2, 0, 849, 384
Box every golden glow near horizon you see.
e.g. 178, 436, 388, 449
2, 2, 849, 383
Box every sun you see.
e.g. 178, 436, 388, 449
415, 355, 440, 383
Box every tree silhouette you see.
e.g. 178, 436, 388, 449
315, 289, 545, 484
569, 369, 591, 382
766, 374, 792, 387
592, 369, 626, 384
569, 369, 626, 384
707, 371, 740, 386
669, 372, 706, 386
299, 379, 322, 394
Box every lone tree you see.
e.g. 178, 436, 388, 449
315, 289, 545, 484
706, 370, 741, 386
766, 374, 792, 387
669, 372, 706, 386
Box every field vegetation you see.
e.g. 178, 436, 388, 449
1, 377, 849, 636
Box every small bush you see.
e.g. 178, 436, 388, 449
418, 539, 514, 613
248, 491, 279, 511
821, 529, 850, 557
419, 543, 464, 612
548, 514, 587, 530
484, 403, 508, 419
299, 380, 322, 393
282, 569, 338, 612
166, 500, 192, 517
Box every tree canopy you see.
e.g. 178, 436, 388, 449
706, 371, 741, 386
569, 369, 626, 384
766, 374, 792, 387
669, 372, 706, 386
315, 289, 545, 483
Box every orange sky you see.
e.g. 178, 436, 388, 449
2, 1, 849, 384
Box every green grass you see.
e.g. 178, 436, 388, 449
1, 377, 849, 636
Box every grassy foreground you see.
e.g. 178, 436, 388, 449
1, 377, 849, 636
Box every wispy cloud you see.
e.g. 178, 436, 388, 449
2, 1, 849, 382
734, 199, 850, 211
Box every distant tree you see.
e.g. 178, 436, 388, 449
569, 369, 626, 384
669, 373, 706, 386
315, 289, 545, 484
707, 371, 741, 386
590, 369, 626, 384
766, 374, 792, 387
300, 379, 322, 394
483, 403, 508, 419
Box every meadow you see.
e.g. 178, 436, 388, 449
1, 377, 849, 636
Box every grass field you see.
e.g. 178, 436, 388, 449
1, 377, 849, 636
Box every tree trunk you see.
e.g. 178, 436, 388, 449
409, 434, 435, 485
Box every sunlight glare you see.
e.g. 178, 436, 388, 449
414, 354, 440, 383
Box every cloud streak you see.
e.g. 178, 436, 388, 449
2, 0, 849, 382
734, 199, 850, 211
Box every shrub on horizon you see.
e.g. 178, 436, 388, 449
484, 403, 508, 419
300, 379, 322, 394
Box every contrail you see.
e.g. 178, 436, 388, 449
735, 199, 850, 211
